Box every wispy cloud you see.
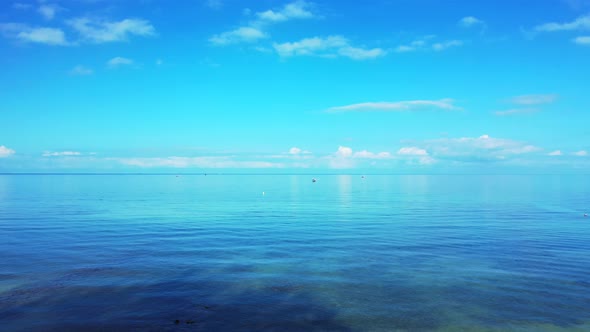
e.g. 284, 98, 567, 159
274, 35, 345, 56
573, 35, 590, 44
395, 36, 462, 53
494, 108, 538, 116
574, 150, 588, 156
288, 147, 311, 155
397, 147, 428, 156
548, 150, 563, 156
68, 18, 156, 43
327, 146, 392, 168
116, 156, 284, 169
209, 27, 267, 45
353, 150, 392, 159
107, 56, 133, 68
273, 35, 385, 60
18, 27, 67, 45
42, 151, 82, 157
494, 94, 557, 116
395, 45, 416, 53
327, 99, 458, 112
69, 65, 93, 75
419, 134, 541, 162
0, 23, 68, 45
261, 147, 315, 162
534, 14, 590, 32
335, 146, 352, 158
211, 1, 384, 60
338, 46, 386, 60
511, 94, 558, 105
395, 38, 428, 53
459, 16, 485, 28
396, 147, 435, 164
38, 4, 60, 20
210, 1, 315, 46
0, 145, 15, 158
432, 40, 463, 51
256, 0, 315, 22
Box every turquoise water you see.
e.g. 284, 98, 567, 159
1, 174, 590, 331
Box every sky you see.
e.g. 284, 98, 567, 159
1, 0, 589, 173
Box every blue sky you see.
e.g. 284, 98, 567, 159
1, 0, 589, 173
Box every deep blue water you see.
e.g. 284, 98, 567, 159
1, 174, 590, 331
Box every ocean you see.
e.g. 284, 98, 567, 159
1, 174, 589, 331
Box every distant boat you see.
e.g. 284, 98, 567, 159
312, 178, 317, 183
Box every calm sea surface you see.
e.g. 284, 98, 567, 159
1, 174, 590, 331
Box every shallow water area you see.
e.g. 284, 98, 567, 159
1, 174, 590, 331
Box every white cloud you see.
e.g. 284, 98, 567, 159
108, 57, 133, 68
42, 151, 82, 157
337, 46, 386, 60
328, 146, 353, 169
327, 99, 458, 112
209, 1, 382, 61
68, 18, 155, 43
4, 25, 69, 45
396, 36, 460, 53
19, 27, 67, 45
511, 94, 557, 105
395, 40, 424, 53
420, 134, 541, 162
332, 146, 392, 160
573, 35, 590, 44
274, 35, 347, 56
395, 45, 416, 53
507, 145, 539, 154
396, 147, 435, 165
70, 65, 93, 75
38, 4, 59, 20
326, 146, 394, 168
432, 40, 463, 51
574, 150, 588, 156
336, 146, 353, 158
210, 1, 381, 60
397, 147, 428, 156
535, 14, 590, 32
353, 150, 392, 159
273, 37, 385, 60
280, 147, 312, 158
459, 16, 485, 27
548, 150, 562, 156
256, 0, 314, 22
117, 157, 284, 168
0, 145, 15, 158
495, 108, 538, 116
209, 26, 267, 45
210, 1, 315, 46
